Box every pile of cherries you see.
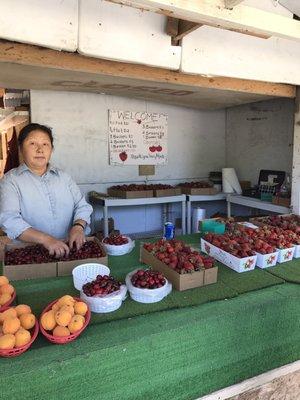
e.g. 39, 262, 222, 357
103, 234, 129, 246
177, 181, 212, 188
82, 275, 122, 297
109, 184, 151, 191
5, 245, 56, 265
5, 241, 105, 265
131, 269, 166, 289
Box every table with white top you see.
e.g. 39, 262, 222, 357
226, 194, 291, 217
186, 193, 227, 234
90, 194, 187, 237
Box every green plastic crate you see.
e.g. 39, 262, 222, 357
199, 219, 225, 234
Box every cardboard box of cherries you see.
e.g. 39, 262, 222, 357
4, 237, 108, 280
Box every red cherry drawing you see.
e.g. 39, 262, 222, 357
156, 145, 162, 152
149, 146, 156, 152
119, 151, 127, 162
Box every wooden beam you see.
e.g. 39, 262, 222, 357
107, 0, 300, 42
0, 41, 295, 110
0, 41, 294, 99
166, 17, 201, 45
175, 19, 202, 41
166, 17, 178, 37
224, 0, 244, 9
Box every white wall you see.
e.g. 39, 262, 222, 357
291, 91, 300, 215
78, 0, 181, 70
30, 90, 226, 234
180, 1, 300, 85
2, 0, 300, 85
0, 0, 78, 51
226, 98, 294, 185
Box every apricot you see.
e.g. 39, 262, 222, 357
15, 304, 32, 317
0, 284, 14, 296
15, 328, 31, 347
51, 302, 60, 312
60, 304, 75, 316
0, 276, 9, 286
74, 315, 85, 324
0, 293, 12, 306
41, 310, 56, 331
0, 308, 17, 323
0, 334, 15, 350
0, 325, 3, 337
68, 315, 84, 334
55, 310, 72, 327
3, 317, 21, 334
74, 301, 88, 316
19, 313, 36, 330
53, 326, 70, 337
57, 295, 75, 308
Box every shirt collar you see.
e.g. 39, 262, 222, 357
16, 163, 59, 176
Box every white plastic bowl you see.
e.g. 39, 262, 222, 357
125, 269, 172, 304
72, 263, 110, 291
102, 236, 135, 256
80, 285, 127, 313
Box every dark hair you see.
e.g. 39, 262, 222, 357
18, 123, 54, 148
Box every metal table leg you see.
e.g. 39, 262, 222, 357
181, 199, 186, 235
226, 194, 231, 218
162, 203, 168, 224
186, 198, 191, 234
103, 205, 109, 237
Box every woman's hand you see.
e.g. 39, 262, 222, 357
68, 225, 85, 251
43, 236, 70, 258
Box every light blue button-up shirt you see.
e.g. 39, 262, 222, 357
0, 163, 93, 240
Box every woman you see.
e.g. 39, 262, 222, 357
0, 123, 93, 258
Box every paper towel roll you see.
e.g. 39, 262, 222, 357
222, 168, 242, 194
192, 208, 206, 233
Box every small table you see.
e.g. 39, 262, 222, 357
186, 193, 226, 234
90, 194, 187, 237
226, 194, 291, 217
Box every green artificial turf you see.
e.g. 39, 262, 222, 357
9, 234, 284, 321
1, 284, 300, 400
1, 234, 300, 399
266, 258, 300, 283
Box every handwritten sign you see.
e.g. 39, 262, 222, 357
108, 110, 168, 165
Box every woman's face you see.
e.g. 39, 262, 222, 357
21, 130, 53, 172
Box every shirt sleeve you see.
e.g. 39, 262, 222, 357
0, 178, 32, 240
66, 175, 93, 225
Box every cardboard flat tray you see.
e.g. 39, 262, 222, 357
201, 239, 257, 273
3, 261, 57, 281
249, 214, 294, 225
153, 188, 181, 197
140, 246, 217, 291
272, 196, 290, 207
107, 188, 153, 198
3, 237, 108, 281
179, 187, 218, 195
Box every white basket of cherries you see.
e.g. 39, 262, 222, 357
102, 234, 135, 256
80, 274, 127, 313
126, 268, 172, 304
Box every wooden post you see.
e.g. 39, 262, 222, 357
291, 87, 300, 214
